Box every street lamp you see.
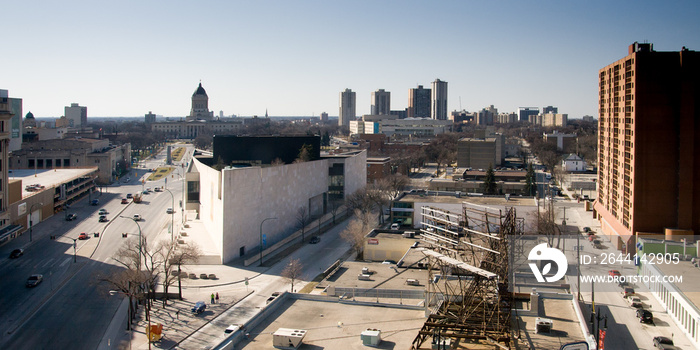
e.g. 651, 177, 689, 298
164, 189, 175, 241
28, 202, 43, 242
260, 217, 277, 266
120, 215, 144, 270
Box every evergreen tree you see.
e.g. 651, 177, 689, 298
483, 164, 497, 195
525, 162, 536, 196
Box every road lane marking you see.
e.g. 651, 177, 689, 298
59, 257, 71, 267
41, 258, 54, 268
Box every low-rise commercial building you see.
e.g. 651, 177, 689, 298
10, 138, 130, 184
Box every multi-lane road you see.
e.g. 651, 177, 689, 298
0, 144, 192, 349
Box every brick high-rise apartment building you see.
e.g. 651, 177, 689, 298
595, 42, 700, 251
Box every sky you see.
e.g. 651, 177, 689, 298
4, 0, 700, 119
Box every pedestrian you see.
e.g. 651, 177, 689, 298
176, 309, 180, 320
211, 293, 215, 304
216, 292, 219, 304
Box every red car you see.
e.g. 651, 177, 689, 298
78, 232, 89, 240
121, 198, 129, 204
609, 270, 621, 277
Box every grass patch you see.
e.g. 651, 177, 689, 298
298, 281, 319, 294
172, 147, 185, 162
147, 167, 174, 181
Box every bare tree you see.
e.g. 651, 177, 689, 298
98, 268, 143, 329
329, 200, 342, 225
380, 174, 409, 200
340, 210, 373, 260
169, 242, 202, 300
281, 258, 304, 292
153, 240, 201, 306
345, 188, 374, 216
296, 206, 310, 242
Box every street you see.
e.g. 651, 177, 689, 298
0, 143, 191, 349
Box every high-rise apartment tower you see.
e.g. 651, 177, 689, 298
371, 89, 391, 115
431, 79, 448, 120
595, 42, 700, 250
408, 85, 431, 118
339, 88, 356, 128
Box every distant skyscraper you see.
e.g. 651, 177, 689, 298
431, 79, 448, 120
320, 112, 328, 122
0, 90, 18, 238
596, 42, 700, 250
518, 107, 539, 122
371, 89, 391, 115
65, 103, 87, 129
339, 88, 356, 128
145, 111, 156, 125
408, 85, 431, 118
189, 82, 213, 121
220, 110, 224, 119
3, 91, 22, 152
542, 106, 558, 114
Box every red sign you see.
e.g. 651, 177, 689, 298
598, 329, 606, 350
368, 238, 379, 245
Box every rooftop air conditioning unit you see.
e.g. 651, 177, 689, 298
361, 328, 382, 346
272, 328, 307, 349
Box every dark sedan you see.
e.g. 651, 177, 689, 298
9, 248, 24, 259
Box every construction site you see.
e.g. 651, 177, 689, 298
411, 204, 528, 350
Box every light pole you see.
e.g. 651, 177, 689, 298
164, 189, 175, 241
120, 216, 143, 270
260, 217, 277, 266
28, 202, 43, 242
170, 171, 186, 224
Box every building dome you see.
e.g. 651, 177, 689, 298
193, 82, 207, 97
25, 111, 35, 119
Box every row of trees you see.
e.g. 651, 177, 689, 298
99, 237, 201, 325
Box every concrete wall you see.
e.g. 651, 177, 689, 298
220, 160, 329, 263
194, 158, 224, 258
339, 151, 367, 199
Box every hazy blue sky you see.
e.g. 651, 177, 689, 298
5, 0, 700, 119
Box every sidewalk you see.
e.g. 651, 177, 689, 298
101, 206, 354, 350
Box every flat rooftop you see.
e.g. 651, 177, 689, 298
655, 260, 700, 311
238, 297, 426, 350
10, 168, 97, 199
326, 260, 429, 291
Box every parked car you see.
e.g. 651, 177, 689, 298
26, 274, 43, 287
78, 232, 89, 240
126, 193, 133, 199
608, 270, 621, 278
653, 336, 675, 349
191, 301, 206, 314
133, 214, 142, 221
583, 227, 591, 233
637, 309, 654, 324
309, 236, 320, 244
9, 248, 24, 259
166, 208, 174, 214
91, 199, 99, 206
627, 296, 643, 308
98, 209, 108, 215
121, 198, 129, 204
66, 213, 77, 221
623, 287, 636, 298
99, 215, 108, 222
390, 223, 400, 230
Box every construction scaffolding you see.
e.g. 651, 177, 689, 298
411, 204, 524, 350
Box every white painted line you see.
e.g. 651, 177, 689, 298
59, 257, 71, 268
41, 258, 54, 268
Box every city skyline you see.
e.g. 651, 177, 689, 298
4, 1, 700, 118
